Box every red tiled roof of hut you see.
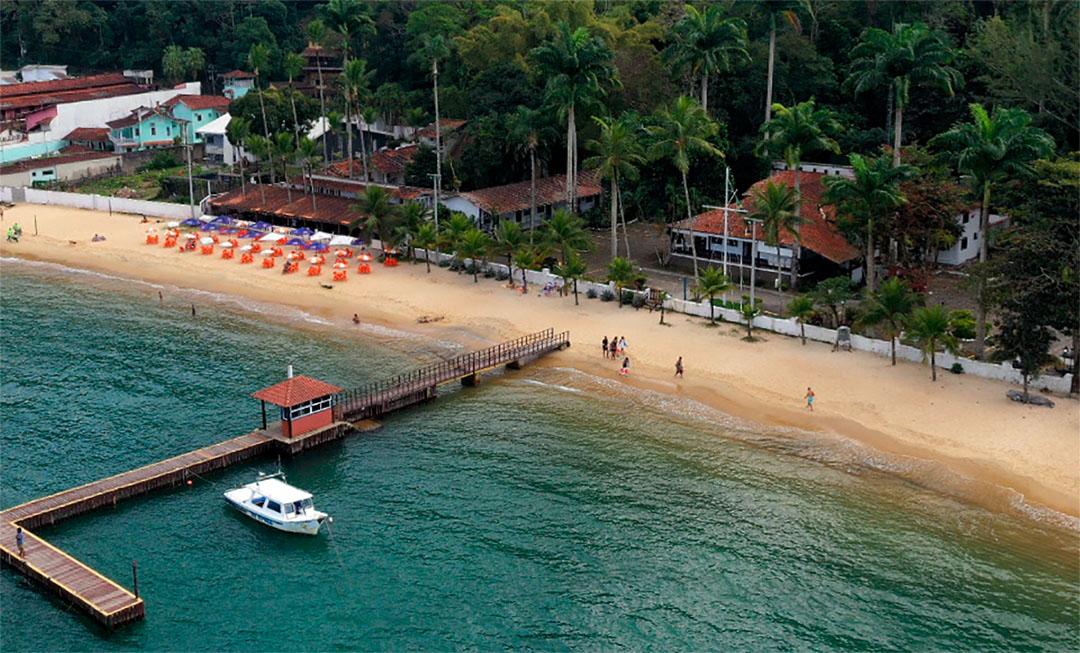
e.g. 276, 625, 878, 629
164, 94, 232, 111
673, 170, 859, 264
458, 170, 602, 215
252, 376, 343, 407
63, 127, 111, 142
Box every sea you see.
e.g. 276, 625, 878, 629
1, 258, 1077, 652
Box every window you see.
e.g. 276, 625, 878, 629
962, 212, 969, 224
150, 125, 156, 136
196, 113, 202, 121
960, 236, 968, 250
252, 496, 266, 508
135, 128, 140, 136
286, 395, 334, 420
266, 500, 282, 514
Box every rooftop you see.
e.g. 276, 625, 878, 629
457, 171, 602, 215
0, 150, 117, 175
221, 70, 255, 80
252, 375, 343, 408
417, 118, 467, 139
324, 145, 418, 178
164, 94, 232, 111
0, 73, 144, 112
672, 170, 860, 264
249, 477, 312, 503
63, 127, 111, 142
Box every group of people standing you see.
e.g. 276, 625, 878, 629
602, 335, 632, 376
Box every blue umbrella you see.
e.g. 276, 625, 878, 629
245, 230, 266, 239
200, 223, 219, 232
211, 215, 234, 225
293, 227, 314, 236
181, 218, 203, 227
351, 238, 365, 246
310, 242, 329, 252
251, 221, 273, 231
286, 238, 306, 246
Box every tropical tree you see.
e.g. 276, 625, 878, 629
245, 134, 271, 204
995, 301, 1055, 403
695, 267, 730, 323
811, 276, 857, 328
514, 246, 543, 292
492, 220, 525, 287
555, 251, 587, 305
907, 305, 960, 381
822, 153, 914, 292
740, 295, 761, 340
162, 45, 205, 85
395, 202, 429, 262
506, 106, 555, 235
531, 23, 617, 212
324, 109, 343, 162
412, 34, 452, 218
647, 95, 722, 282
342, 59, 375, 180
585, 115, 645, 260
541, 209, 590, 265
457, 228, 491, 282
665, 3, 749, 112
846, 22, 962, 167
414, 222, 438, 273
352, 185, 398, 242
283, 52, 306, 148
226, 115, 252, 197
748, 179, 800, 288
930, 103, 1054, 357
607, 256, 635, 308
296, 136, 321, 212
760, 1, 803, 127
859, 276, 920, 365
787, 294, 815, 345
442, 212, 474, 266
322, 0, 371, 63
306, 18, 331, 162
247, 44, 274, 182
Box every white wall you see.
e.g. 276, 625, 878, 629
937, 208, 1008, 266
10, 186, 196, 219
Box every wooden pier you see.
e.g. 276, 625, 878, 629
1, 328, 570, 629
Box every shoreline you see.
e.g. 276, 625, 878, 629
1, 205, 1077, 521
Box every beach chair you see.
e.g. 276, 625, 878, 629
262, 257, 276, 269
200, 245, 214, 255
146, 234, 159, 245
221, 248, 235, 260
358, 262, 372, 274
333, 269, 348, 282
240, 252, 254, 264
308, 264, 322, 276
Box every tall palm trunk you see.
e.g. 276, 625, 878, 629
529, 147, 537, 236
610, 175, 618, 260
765, 21, 776, 126
345, 100, 354, 178
566, 105, 578, 212
792, 166, 802, 290
975, 180, 992, 359
683, 170, 700, 281
433, 58, 442, 212
356, 103, 370, 183
701, 73, 708, 113
289, 87, 300, 149
256, 76, 274, 183
930, 346, 937, 381
316, 58, 328, 163
238, 146, 246, 196
619, 186, 631, 258
892, 85, 903, 166
866, 218, 876, 292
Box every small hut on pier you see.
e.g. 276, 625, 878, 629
253, 375, 343, 439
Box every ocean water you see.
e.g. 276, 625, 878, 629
1, 260, 1077, 652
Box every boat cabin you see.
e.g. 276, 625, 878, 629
252, 374, 343, 439
249, 478, 314, 516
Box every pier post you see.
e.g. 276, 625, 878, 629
461, 373, 478, 387
132, 560, 139, 598
260, 400, 267, 430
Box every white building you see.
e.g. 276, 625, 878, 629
936, 207, 1009, 266
196, 114, 243, 165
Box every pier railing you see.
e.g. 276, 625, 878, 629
334, 328, 570, 420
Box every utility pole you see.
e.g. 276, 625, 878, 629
428, 172, 441, 258
186, 129, 196, 218
702, 167, 746, 301
746, 217, 762, 311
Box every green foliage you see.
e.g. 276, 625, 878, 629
695, 267, 730, 323
787, 294, 816, 345
907, 305, 961, 381
162, 46, 205, 85
748, 180, 799, 247
139, 151, 181, 172
859, 277, 921, 364
812, 276, 857, 328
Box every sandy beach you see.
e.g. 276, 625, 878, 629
2, 204, 1077, 519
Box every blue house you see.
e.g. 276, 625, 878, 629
106, 106, 185, 153
164, 95, 232, 144
221, 70, 256, 100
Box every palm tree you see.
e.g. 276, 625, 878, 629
306, 18, 331, 163
412, 34, 452, 221
757, 99, 841, 287
531, 23, 617, 212
787, 294, 815, 345
395, 202, 429, 262
585, 115, 645, 260
245, 134, 271, 204
456, 228, 492, 282
822, 153, 913, 292
342, 59, 374, 181
647, 95, 722, 282
607, 256, 635, 308
665, 3, 749, 112
541, 209, 590, 264
352, 185, 397, 242
907, 305, 959, 381
296, 136, 321, 212
492, 220, 525, 287
555, 251, 588, 305
860, 277, 919, 365
442, 212, 473, 267
748, 180, 800, 288
846, 22, 962, 167
514, 246, 543, 292
324, 0, 372, 179
695, 266, 730, 323
414, 222, 438, 273
226, 115, 252, 197
283, 52, 306, 149
760, 1, 802, 127
740, 295, 761, 340
930, 103, 1054, 358
247, 44, 274, 182
324, 109, 343, 162
506, 107, 554, 235
272, 133, 295, 202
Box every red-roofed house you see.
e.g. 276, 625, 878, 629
670, 168, 863, 287
324, 145, 418, 185
106, 106, 186, 152
163, 94, 232, 143
62, 127, 113, 152
443, 171, 602, 231
220, 70, 255, 100
252, 374, 343, 438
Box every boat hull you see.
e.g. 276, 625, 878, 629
223, 491, 326, 535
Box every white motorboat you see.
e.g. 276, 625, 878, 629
223, 472, 329, 535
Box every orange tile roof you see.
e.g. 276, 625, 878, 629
417, 118, 467, 139
458, 171, 602, 215
164, 94, 232, 111
252, 375, 343, 407
209, 186, 365, 225
63, 127, 111, 142
0, 150, 117, 175
221, 70, 255, 79
324, 145, 417, 178
0, 73, 132, 100
673, 170, 860, 264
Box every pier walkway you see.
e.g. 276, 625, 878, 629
1, 329, 570, 629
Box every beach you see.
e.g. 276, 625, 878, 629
1, 204, 1077, 519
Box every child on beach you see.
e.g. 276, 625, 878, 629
805, 387, 815, 411
619, 336, 628, 353
675, 357, 683, 378
602, 336, 609, 358
620, 357, 630, 376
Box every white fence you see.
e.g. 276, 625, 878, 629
5, 186, 196, 220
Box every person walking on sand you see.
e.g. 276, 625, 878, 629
805, 387, 815, 411
16, 527, 25, 557
619, 336, 628, 354
352, 313, 361, 325
191, 304, 196, 317
675, 357, 683, 378
609, 337, 618, 359
602, 336, 609, 359
619, 357, 631, 376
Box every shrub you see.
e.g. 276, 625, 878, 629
586, 288, 598, 299
949, 310, 977, 340
620, 290, 635, 305
483, 267, 496, 278
631, 294, 646, 309
438, 259, 451, 268
600, 289, 615, 302
449, 260, 463, 271
950, 362, 964, 375
495, 270, 509, 281
139, 151, 181, 171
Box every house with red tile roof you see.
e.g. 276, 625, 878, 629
62, 127, 113, 152
323, 145, 418, 185
106, 106, 186, 152
443, 171, 602, 231
670, 168, 863, 287
220, 70, 255, 100
163, 94, 232, 144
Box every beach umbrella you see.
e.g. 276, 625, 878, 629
310, 231, 333, 242
286, 238, 306, 246
259, 232, 284, 242
184, 233, 198, 239
334, 249, 351, 258
166, 221, 180, 228
333, 261, 347, 269
350, 238, 365, 247
200, 224, 219, 231
328, 234, 353, 246
210, 216, 234, 225
310, 242, 329, 251
239, 245, 253, 252
199, 237, 215, 245
293, 227, 315, 236
181, 218, 203, 227
221, 241, 235, 248
251, 221, 273, 231
262, 250, 275, 257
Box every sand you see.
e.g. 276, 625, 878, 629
2, 205, 1077, 519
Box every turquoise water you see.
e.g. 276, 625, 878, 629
1, 260, 1077, 651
